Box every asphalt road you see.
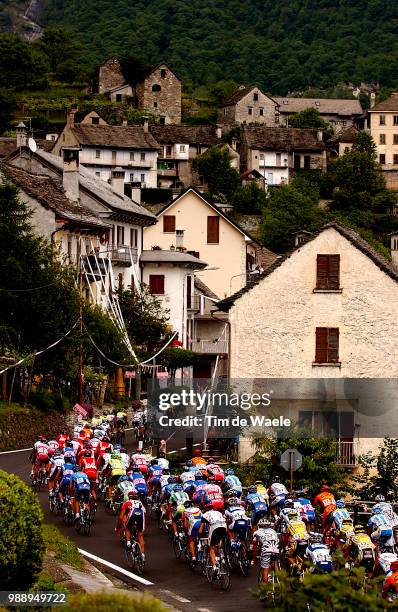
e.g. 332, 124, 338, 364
0, 435, 263, 612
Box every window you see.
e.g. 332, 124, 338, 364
380, 154, 386, 164
207, 216, 219, 244
394, 154, 398, 165
140, 152, 146, 161
111, 150, 116, 162
152, 84, 161, 92
117, 226, 124, 245
116, 94, 122, 102
163, 215, 176, 233
154, 101, 158, 108
67, 235, 73, 263
179, 145, 186, 152
315, 328, 339, 364
248, 107, 253, 116
259, 108, 264, 116
140, 173, 145, 182
394, 135, 398, 145
342, 120, 347, 127
118, 273, 123, 290
316, 254, 340, 290
186, 275, 192, 309
95, 171, 101, 177
160, 116, 166, 125
130, 228, 138, 247
380, 134, 386, 144
294, 154, 301, 169
276, 153, 281, 167
379, 115, 386, 125
91, 117, 99, 125
95, 149, 101, 159
129, 173, 134, 182
304, 155, 311, 169
130, 151, 135, 161
160, 69, 166, 78
394, 116, 398, 126
253, 93, 259, 102
149, 275, 164, 294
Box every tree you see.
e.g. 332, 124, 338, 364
231, 182, 268, 214
0, 470, 45, 589
119, 53, 151, 84
36, 26, 84, 81
192, 146, 240, 199
352, 438, 398, 500
286, 108, 333, 140
0, 89, 15, 134
0, 34, 49, 89
259, 182, 324, 253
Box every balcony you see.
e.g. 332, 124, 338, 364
336, 440, 359, 468
191, 339, 228, 354
157, 168, 177, 177
109, 245, 138, 267
82, 254, 107, 281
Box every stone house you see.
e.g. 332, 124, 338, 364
219, 85, 279, 126
368, 92, 398, 189
274, 97, 363, 133
328, 125, 360, 157
98, 57, 181, 124
240, 126, 326, 186
217, 223, 398, 462
52, 111, 159, 189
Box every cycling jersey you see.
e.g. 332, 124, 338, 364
80, 456, 97, 480
180, 470, 195, 484
384, 571, 398, 597
224, 475, 242, 495
268, 483, 287, 508
57, 434, 69, 450
159, 474, 171, 489
34, 442, 49, 462
120, 453, 130, 470
170, 490, 189, 518
313, 492, 336, 512
203, 483, 224, 510
118, 480, 136, 501
225, 504, 250, 534
245, 492, 268, 521
130, 473, 147, 493
148, 465, 163, 478
109, 457, 125, 478
296, 497, 315, 521
183, 506, 202, 537
157, 457, 169, 470
305, 543, 333, 572
333, 508, 352, 530
49, 455, 64, 477
254, 528, 279, 568
206, 464, 224, 482
131, 454, 147, 473
378, 553, 398, 575
121, 499, 146, 532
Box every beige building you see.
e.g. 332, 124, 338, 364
240, 126, 326, 186
143, 187, 277, 298
369, 92, 398, 189
274, 97, 363, 133
217, 223, 398, 462
219, 86, 279, 126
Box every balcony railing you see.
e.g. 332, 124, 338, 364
336, 440, 359, 467
191, 339, 228, 354
109, 245, 137, 266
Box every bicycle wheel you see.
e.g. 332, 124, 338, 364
125, 543, 134, 568
218, 556, 231, 591
49, 495, 55, 513
133, 542, 145, 575
173, 535, 183, 560
238, 542, 250, 577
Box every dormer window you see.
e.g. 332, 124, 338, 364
253, 92, 259, 102
160, 69, 166, 78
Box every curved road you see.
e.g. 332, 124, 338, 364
0, 437, 262, 612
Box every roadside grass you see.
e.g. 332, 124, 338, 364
42, 524, 84, 570
0, 401, 27, 415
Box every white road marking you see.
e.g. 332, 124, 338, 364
78, 549, 154, 586
0, 447, 31, 455
160, 589, 191, 603
197, 608, 214, 612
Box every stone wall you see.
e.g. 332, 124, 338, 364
136, 65, 181, 124
98, 58, 126, 94
0, 408, 73, 451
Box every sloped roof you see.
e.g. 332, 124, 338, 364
71, 125, 159, 149
3, 164, 108, 229
0, 137, 53, 157
222, 86, 273, 106
194, 277, 219, 300
217, 222, 398, 311
369, 92, 398, 112
30, 149, 156, 222
140, 249, 207, 268
274, 97, 362, 116
149, 125, 220, 146
242, 126, 325, 151
329, 125, 360, 143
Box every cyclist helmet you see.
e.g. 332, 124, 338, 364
84, 450, 92, 457
193, 449, 202, 457
65, 441, 73, 448
375, 494, 385, 502
248, 485, 257, 494
150, 459, 159, 466
272, 476, 280, 484
120, 447, 127, 454
372, 504, 383, 514
73, 465, 80, 472
163, 468, 170, 475
195, 472, 204, 481
227, 496, 240, 506
184, 499, 193, 508
168, 476, 178, 484
111, 451, 120, 459
114, 444, 121, 450
118, 475, 129, 483
158, 451, 165, 458
310, 533, 323, 544
173, 484, 183, 492
186, 460, 194, 467
226, 468, 234, 475
127, 490, 139, 500
284, 500, 295, 509
207, 474, 216, 483
354, 525, 365, 534
255, 480, 264, 486
207, 457, 215, 464
132, 466, 141, 474
320, 485, 331, 492
225, 489, 237, 499
53, 449, 62, 457
336, 499, 346, 509
258, 517, 273, 529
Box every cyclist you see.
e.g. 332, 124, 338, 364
119, 447, 130, 470
147, 459, 163, 498
182, 499, 202, 563
57, 431, 70, 450
252, 517, 280, 584
268, 477, 288, 516
180, 465, 197, 496
130, 451, 148, 475
70, 464, 91, 521
377, 502, 398, 546
156, 451, 169, 471
295, 490, 316, 529
224, 468, 243, 498
244, 485, 268, 530
331, 499, 353, 530
192, 449, 206, 467
116, 489, 146, 560
113, 474, 135, 505
192, 472, 208, 505
128, 466, 148, 504
104, 450, 125, 501
169, 483, 190, 536
255, 481, 269, 501
382, 560, 398, 600
79, 449, 98, 501
278, 502, 309, 569
58, 456, 75, 504
305, 533, 333, 573
31, 436, 49, 483
367, 504, 394, 549
48, 449, 64, 497
199, 504, 228, 575
313, 485, 336, 529
161, 475, 179, 523
202, 475, 224, 511
206, 461, 225, 484
224, 496, 250, 543
63, 441, 76, 464
347, 525, 376, 570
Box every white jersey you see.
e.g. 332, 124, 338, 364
120, 453, 130, 470
159, 474, 170, 489
48, 440, 59, 451
180, 471, 195, 484
157, 457, 169, 470
202, 510, 227, 528
132, 453, 147, 466
270, 483, 288, 497
305, 543, 332, 565
253, 528, 279, 552
101, 452, 111, 469
34, 442, 49, 455
225, 505, 249, 527
50, 456, 65, 468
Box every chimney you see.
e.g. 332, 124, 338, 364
110, 166, 125, 195
317, 129, 323, 142
391, 232, 398, 266
62, 146, 81, 202
294, 230, 312, 247
370, 92, 376, 108
142, 115, 149, 133
66, 104, 78, 129
122, 118, 128, 126
216, 125, 222, 139
176, 229, 184, 249
131, 185, 141, 204
16, 122, 28, 148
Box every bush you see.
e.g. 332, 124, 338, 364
61, 592, 168, 612
0, 470, 45, 589
42, 524, 84, 570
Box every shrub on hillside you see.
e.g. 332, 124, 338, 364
61, 592, 167, 612
0, 470, 45, 589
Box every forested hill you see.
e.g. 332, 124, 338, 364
42, 0, 398, 92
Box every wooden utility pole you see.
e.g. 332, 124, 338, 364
78, 254, 84, 405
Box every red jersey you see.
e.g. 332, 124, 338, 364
57, 434, 69, 450
80, 456, 97, 480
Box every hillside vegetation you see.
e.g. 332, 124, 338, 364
42, 0, 398, 92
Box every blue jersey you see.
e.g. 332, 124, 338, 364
225, 475, 242, 491
148, 465, 163, 477
71, 471, 90, 491
61, 462, 75, 478
368, 514, 392, 530
245, 492, 267, 512
297, 497, 315, 521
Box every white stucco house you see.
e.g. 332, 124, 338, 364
217, 223, 398, 463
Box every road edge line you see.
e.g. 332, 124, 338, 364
0, 447, 32, 455
78, 548, 154, 586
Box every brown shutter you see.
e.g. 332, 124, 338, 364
207, 216, 219, 243
149, 275, 164, 294
327, 328, 339, 363
163, 215, 176, 233
316, 255, 329, 289
328, 255, 340, 290
315, 327, 328, 363
186, 275, 192, 308
316, 254, 340, 289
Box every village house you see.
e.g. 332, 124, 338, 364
217, 223, 398, 463
240, 126, 326, 186
274, 96, 363, 132
219, 85, 279, 126
52, 110, 159, 189
143, 187, 277, 298
328, 125, 360, 157
98, 58, 181, 124
368, 92, 398, 189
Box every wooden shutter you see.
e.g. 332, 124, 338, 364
207, 216, 219, 244
328, 255, 340, 289
316, 255, 340, 289
186, 275, 192, 309
315, 328, 328, 363
163, 215, 176, 233
149, 275, 164, 295
327, 328, 339, 363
